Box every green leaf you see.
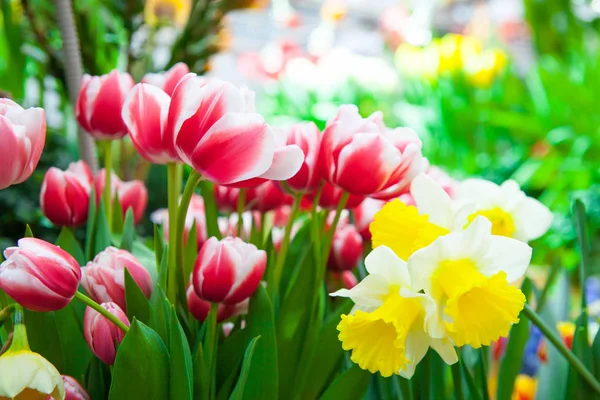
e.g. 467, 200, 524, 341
112, 193, 124, 234
85, 357, 111, 400
109, 320, 169, 400
94, 197, 112, 257
567, 312, 595, 398
183, 220, 198, 281
229, 336, 261, 400
154, 224, 165, 272
430, 351, 448, 400
56, 227, 86, 265
199, 180, 221, 239
132, 241, 159, 284
301, 299, 352, 398
168, 306, 194, 400
125, 269, 151, 324
85, 190, 98, 261
496, 279, 533, 400
194, 343, 209, 400
593, 328, 600, 380
319, 364, 371, 400
24, 225, 34, 238
121, 208, 136, 252
149, 288, 171, 344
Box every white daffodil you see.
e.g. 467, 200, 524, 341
331, 246, 457, 379
456, 178, 553, 242
370, 173, 473, 261
408, 217, 532, 349
0, 350, 65, 399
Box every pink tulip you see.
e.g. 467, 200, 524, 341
60, 376, 90, 400
186, 282, 249, 322
0, 99, 46, 190
327, 270, 358, 293
193, 237, 266, 304
122, 83, 180, 164
0, 238, 81, 312
275, 122, 322, 194
151, 194, 208, 248
214, 185, 241, 213
94, 169, 148, 224
327, 224, 363, 271
81, 247, 153, 311
304, 181, 365, 210
319, 105, 427, 196
166, 74, 303, 185
40, 161, 94, 227
245, 181, 292, 212
141, 62, 190, 96
352, 198, 386, 240
84, 302, 130, 365
75, 70, 135, 140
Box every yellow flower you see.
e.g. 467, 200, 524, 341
512, 374, 537, 400
144, 0, 192, 28
331, 246, 457, 378
370, 173, 473, 260
0, 350, 64, 399
408, 217, 532, 348
464, 49, 508, 88
456, 178, 553, 242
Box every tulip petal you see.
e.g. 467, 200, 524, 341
258, 144, 304, 180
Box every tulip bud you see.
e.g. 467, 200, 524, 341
214, 185, 240, 213
186, 282, 249, 322
81, 247, 153, 311
327, 224, 363, 271
0, 238, 81, 312
75, 70, 135, 140
141, 62, 190, 96
151, 194, 208, 248
193, 237, 266, 304
304, 181, 365, 210
84, 302, 130, 365
245, 181, 292, 212
319, 105, 427, 196
352, 198, 385, 240
95, 169, 148, 224
167, 74, 302, 185
61, 375, 90, 400
122, 83, 180, 164
40, 161, 94, 227
0, 99, 46, 190
276, 121, 322, 193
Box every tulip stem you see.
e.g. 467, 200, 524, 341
174, 170, 202, 305
321, 191, 350, 262
166, 163, 181, 306
269, 193, 303, 299
310, 184, 324, 266
102, 140, 114, 231
236, 189, 247, 238
204, 302, 219, 400
523, 304, 600, 395
74, 291, 130, 334
8, 305, 30, 352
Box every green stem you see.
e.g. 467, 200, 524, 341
523, 304, 600, 395
204, 302, 219, 400
166, 163, 180, 305
451, 362, 465, 400
7, 305, 29, 352
269, 193, 303, 298
102, 140, 114, 231
321, 191, 350, 262
310, 184, 324, 266
175, 170, 203, 304
199, 181, 221, 239
236, 189, 247, 238
74, 291, 129, 333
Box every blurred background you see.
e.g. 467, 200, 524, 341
1, 0, 599, 270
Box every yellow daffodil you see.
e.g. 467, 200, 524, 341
0, 310, 64, 400
408, 217, 532, 348
144, 0, 192, 28
370, 173, 473, 260
456, 178, 553, 242
512, 374, 537, 400
331, 246, 457, 378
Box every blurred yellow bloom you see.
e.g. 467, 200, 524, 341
321, 0, 347, 22
145, 0, 192, 28
512, 374, 537, 400
0, 350, 65, 400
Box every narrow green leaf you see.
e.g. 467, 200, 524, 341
497, 279, 533, 400
593, 328, 600, 380
154, 223, 165, 271
149, 288, 171, 344
199, 180, 221, 239
430, 351, 447, 400
125, 269, 151, 324
121, 208, 136, 252
574, 200, 589, 311
112, 193, 124, 234
194, 343, 209, 400
94, 198, 112, 256
319, 364, 371, 400
183, 220, 198, 281
169, 306, 194, 400
56, 227, 86, 265
85, 190, 98, 261
567, 312, 594, 398
24, 225, 34, 238
109, 320, 169, 400
85, 357, 111, 400
229, 336, 261, 400
459, 354, 484, 400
